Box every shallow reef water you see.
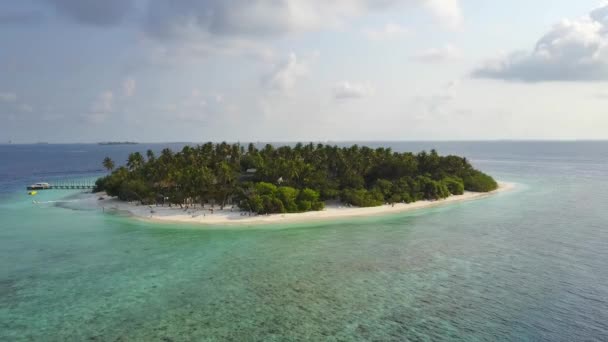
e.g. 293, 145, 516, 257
1, 142, 607, 341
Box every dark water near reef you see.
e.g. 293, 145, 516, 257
1, 141, 607, 341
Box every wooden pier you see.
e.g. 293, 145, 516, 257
49, 184, 94, 190
27, 180, 95, 190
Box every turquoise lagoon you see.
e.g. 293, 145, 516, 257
1, 142, 607, 341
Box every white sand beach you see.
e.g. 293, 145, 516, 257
88, 182, 514, 226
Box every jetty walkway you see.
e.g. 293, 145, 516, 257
27, 180, 95, 190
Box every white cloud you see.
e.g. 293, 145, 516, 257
473, 3, 608, 82
423, 0, 463, 30
123, 77, 136, 97
413, 44, 462, 63
0, 92, 17, 102
333, 81, 375, 100
44, 1, 462, 41
363, 23, 410, 40
143, 1, 462, 40
38, 1, 462, 66
263, 52, 309, 91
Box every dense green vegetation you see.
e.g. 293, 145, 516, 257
94, 142, 498, 214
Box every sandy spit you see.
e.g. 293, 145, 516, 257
87, 182, 515, 227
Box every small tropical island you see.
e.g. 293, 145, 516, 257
93, 142, 504, 224
98, 141, 139, 145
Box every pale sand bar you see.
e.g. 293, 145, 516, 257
91, 182, 514, 226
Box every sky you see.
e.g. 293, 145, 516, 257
1, 0, 607, 143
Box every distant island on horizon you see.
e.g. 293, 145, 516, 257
94, 142, 499, 219
98, 142, 139, 146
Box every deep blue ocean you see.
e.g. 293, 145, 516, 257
1, 141, 607, 341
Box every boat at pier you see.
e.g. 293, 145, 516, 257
27, 182, 51, 190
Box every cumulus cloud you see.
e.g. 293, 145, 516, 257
473, 3, 608, 82
413, 44, 462, 63
363, 23, 410, 40
40, 0, 461, 38
263, 52, 309, 91
143, 0, 461, 39
333, 81, 375, 100
423, 0, 463, 30
0, 92, 17, 102
32, 0, 462, 65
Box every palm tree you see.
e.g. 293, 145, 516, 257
102, 157, 115, 173
146, 149, 155, 162
247, 143, 256, 154
160, 148, 173, 159
214, 161, 236, 209
126, 152, 144, 171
